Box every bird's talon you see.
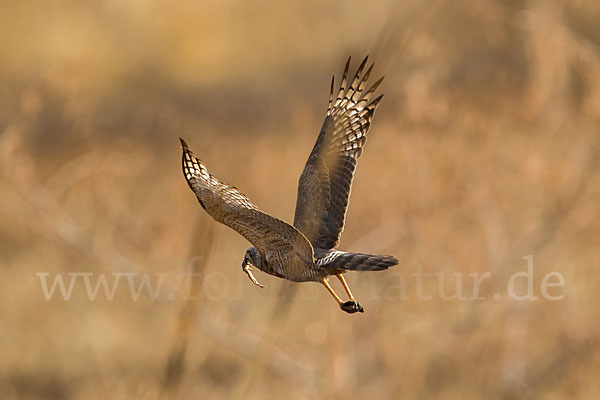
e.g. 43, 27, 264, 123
340, 300, 364, 314
243, 263, 266, 288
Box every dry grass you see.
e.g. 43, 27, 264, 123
1, 0, 600, 399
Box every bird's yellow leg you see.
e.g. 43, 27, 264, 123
242, 261, 266, 288
321, 278, 343, 305
336, 274, 356, 301
325, 275, 364, 314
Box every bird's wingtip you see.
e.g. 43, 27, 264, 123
179, 138, 189, 149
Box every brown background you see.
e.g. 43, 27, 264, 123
1, 0, 599, 399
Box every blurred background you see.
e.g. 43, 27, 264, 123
1, 0, 600, 399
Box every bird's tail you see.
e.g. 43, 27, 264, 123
318, 251, 398, 271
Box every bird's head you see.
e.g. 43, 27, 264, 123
243, 246, 262, 269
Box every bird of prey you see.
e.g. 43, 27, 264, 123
180, 56, 398, 314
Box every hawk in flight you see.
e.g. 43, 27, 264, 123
181, 56, 398, 314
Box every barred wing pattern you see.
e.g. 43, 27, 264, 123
180, 139, 314, 267
293, 56, 384, 251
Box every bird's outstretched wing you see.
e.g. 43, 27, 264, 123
180, 138, 314, 264
293, 56, 384, 251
